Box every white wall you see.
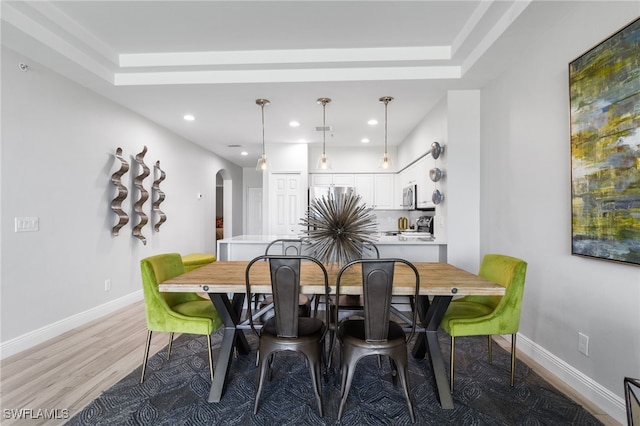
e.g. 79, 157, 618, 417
0, 47, 243, 354
447, 91, 481, 272
396, 100, 447, 170
481, 2, 640, 423
395, 92, 482, 272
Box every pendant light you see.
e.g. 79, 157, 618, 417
255, 98, 270, 171
316, 97, 331, 170
379, 96, 393, 169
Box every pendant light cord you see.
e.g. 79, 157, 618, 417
379, 96, 393, 169
261, 103, 266, 156
255, 98, 270, 170
322, 102, 326, 155
384, 100, 388, 155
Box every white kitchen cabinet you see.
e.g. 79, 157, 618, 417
354, 173, 396, 210
310, 174, 332, 186
309, 173, 354, 187
332, 174, 355, 186
373, 174, 395, 209
354, 174, 374, 206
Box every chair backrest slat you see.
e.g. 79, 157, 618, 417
265, 238, 305, 256
269, 257, 301, 338
362, 261, 394, 342
336, 258, 420, 343
246, 254, 329, 338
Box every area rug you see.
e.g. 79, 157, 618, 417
66, 330, 602, 425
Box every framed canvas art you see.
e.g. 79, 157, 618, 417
570, 17, 640, 265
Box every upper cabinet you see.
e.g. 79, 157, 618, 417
354, 174, 396, 210
310, 173, 397, 210
373, 174, 396, 209
310, 173, 354, 187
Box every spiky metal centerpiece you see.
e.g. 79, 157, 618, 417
300, 192, 378, 266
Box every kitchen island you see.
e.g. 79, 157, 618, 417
217, 234, 447, 262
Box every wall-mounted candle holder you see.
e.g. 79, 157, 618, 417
110, 147, 129, 235
153, 161, 166, 232
133, 146, 149, 244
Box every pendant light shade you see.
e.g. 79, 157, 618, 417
316, 97, 331, 170
255, 98, 270, 171
379, 96, 393, 169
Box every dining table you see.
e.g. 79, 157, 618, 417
159, 260, 505, 409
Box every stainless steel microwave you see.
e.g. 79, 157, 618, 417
402, 185, 416, 210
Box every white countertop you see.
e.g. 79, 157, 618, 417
218, 234, 445, 245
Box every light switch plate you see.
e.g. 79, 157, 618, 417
15, 217, 39, 232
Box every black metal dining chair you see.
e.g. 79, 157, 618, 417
256, 238, 311, 316
334, 258, 420, 423
245, 254, 330, 416
626, 377, 640, 425
313, 242, 380, 318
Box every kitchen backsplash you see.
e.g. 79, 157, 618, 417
373, 210, 435, 232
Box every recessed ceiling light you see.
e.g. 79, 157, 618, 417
241, 151, 248, 156
183, 114, 195, 121
289, 121, 300, 127
361, 138, 370, 144
367, 119, 378, 126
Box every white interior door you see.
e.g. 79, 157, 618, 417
269, 173, 304, 235
246, 187, 263, 235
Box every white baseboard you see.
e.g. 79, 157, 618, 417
0, 291, 143, 360
516, 332, 627, 424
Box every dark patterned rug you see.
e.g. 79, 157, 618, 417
66, 330, 602, 425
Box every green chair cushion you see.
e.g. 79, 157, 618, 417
141, 253, 223, 335
440, 301, 495, 336
173, 300, 223, 329
182, 253, 216, 272
441, 254, 527, 337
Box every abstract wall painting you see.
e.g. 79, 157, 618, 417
570, 17, 640, 265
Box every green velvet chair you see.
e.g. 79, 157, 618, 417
440, 254, 527, 392
140, 253, 223, 383
181, 253, 216, 272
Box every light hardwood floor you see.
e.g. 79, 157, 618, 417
0, 301, 621, 425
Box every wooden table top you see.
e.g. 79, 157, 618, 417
160, 261, 505, 297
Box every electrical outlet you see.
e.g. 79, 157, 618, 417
104, 279, 111, 292
578, 332, 589, 356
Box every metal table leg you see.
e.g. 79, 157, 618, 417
207, 292, 250, 403
412, 295, 454, 409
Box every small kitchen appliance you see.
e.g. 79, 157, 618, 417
402, 185, 416, 210
416, 216, 434, 235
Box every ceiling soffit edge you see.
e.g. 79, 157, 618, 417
2, 0, 528, 88
118, 46, 452, 68
114, 66, 462, 86
461, 0, 532, 75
